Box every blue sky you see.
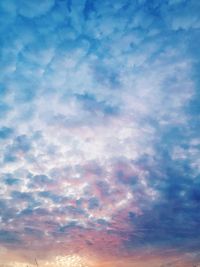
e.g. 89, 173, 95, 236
0, 0, 200, 266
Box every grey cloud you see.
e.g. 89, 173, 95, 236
0, 230, 21, 244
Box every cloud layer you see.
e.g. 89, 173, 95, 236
0, 0, 200, 265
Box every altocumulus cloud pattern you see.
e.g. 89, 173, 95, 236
0, 0, 200, 266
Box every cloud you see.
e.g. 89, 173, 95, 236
18, 0, 55, 18
164, 0, 200, 30
0, 230, 21, 244
0, 0, 199, 263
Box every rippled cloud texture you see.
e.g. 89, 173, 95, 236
0, 0, 200, 266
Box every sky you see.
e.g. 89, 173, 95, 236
0, 0, 200, 266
